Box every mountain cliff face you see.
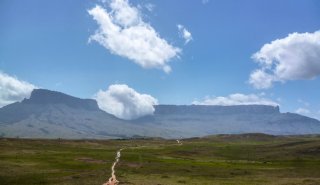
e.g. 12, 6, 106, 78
136, 105, 320, 137
154, 105, 280, 115
0, 89, 319, 139
24, 89, 99, 111
0, 89, 100, 124
0, 89, 178, 139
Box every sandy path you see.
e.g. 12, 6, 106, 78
176, 139, 182, 145
102, 140, 182, 185
103, 148, 123, 185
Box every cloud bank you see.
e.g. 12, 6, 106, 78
177, 24, 192, 44
193, 93, 278, 106
249, 31, 320, 89
88, 0, 181, 73
0, 72, 36, 107
94, 84, 158, 120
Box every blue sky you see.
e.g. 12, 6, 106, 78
1, 0, 320, 119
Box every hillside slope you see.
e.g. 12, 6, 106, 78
0, 89, 320, 138
135, 105, 320, 136
0, 89, 179, 138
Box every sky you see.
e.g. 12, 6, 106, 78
1, 0, 320, 120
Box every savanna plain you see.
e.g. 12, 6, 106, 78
0, 134, 320, 185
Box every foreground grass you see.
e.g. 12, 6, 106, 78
0, 134, 320, 185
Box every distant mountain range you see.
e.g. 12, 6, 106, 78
0, 89, 319, 139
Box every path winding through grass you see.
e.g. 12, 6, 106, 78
102, 139, 182, 185
103, 148, 123, 185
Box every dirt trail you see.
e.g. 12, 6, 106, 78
102, 140, 182, 185
176, 139, 182, 145
103, 148, 123, 185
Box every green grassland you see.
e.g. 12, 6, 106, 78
1, 134, 320, 185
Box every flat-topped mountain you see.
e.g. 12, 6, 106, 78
23, 89, 99, 111
154, 104, 280, 115
0, 89, 178, 139
0, 89, 102, 124
137, 105, 320, 137
0, 89, 319, 138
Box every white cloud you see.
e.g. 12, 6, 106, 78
94, 84, 158, 120
88, 0, 181, 73
177, 24, 192, 44
249, 70, 275, 89
192, 93, 278, 106
295, 108, 311, 115
249, 31, 320, 89
0, 72, 36, 107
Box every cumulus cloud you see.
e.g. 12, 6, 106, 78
88, 0, 181, 73
177, 24, 192, 44
249, 31, 320, 89
94, 84, 158, 120
0, 72, 36, 107
192, 93, 278, 106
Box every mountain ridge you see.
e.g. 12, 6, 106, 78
0, 89, 319, 139
153, 104, 280, 115
23, 89, 100, 111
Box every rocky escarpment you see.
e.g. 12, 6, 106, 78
0, 89, 319, 139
